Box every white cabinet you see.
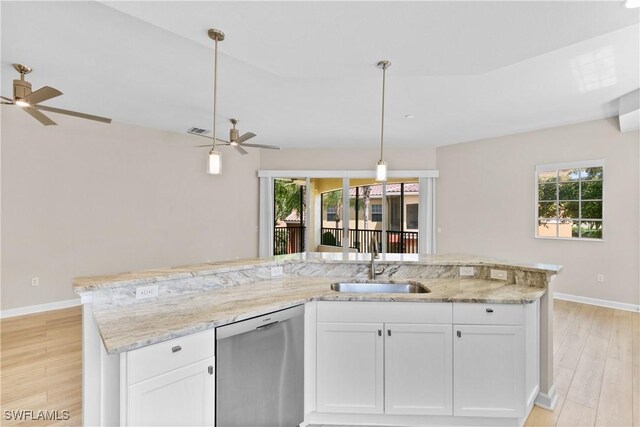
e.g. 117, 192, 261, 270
385, 323, 453, 415
315, 302, 453, 416
128, 358, 214, 426
122, 329, 215, 426
316, 322, 384, 414
452, 301, 539, 419
453, 324, 524, 417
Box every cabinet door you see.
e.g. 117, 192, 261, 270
316, 322, 384, 414
128, 358, 214, 426
385, 323, 453, 415
453, 325, 524, 418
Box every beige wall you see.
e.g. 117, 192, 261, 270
260, 147, 437, 170
3, 110, 637, 310
1, 108, 260, 310
436, 118, 639, 306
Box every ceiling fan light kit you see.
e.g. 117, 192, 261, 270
375, 60, 391, 182
2, 63, 112, 126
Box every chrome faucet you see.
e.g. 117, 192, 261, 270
369, 236, 385, 279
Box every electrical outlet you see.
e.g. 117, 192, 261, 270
490, 269, 508, 281
459, 266, 474, 277
135, 284, 159, 300
31, 277, 39, 287
597, 274, 604, 283
270, 266, 284, 277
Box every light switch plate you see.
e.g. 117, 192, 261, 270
136, 284, 159, 300
459, 267, 474, 277
490, 269, 508, 281
270, 266, 284, 277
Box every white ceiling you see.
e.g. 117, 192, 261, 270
1, 1, 638, 148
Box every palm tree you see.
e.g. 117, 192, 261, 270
362, 185, 371, 230
274, 179, 304, 223
322, 189, 342, 228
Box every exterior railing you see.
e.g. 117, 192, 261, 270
274, 226, 305, 255
320, 228, 418, 254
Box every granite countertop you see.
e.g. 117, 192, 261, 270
74, 253, 562, 292
93, 275, 547, 354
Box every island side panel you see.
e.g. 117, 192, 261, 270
536, 274, 558, 410
82, 299, 120, 426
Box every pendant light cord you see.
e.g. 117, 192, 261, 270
212, 37, 218, 150
380, 64, 386, 162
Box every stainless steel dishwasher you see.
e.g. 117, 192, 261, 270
216, 305, 304, 427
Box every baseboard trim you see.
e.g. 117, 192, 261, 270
535, 384, 558, 410
0, 298, 81, 319
554, 292, 639, 312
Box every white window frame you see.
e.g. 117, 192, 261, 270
371, 204, 383, 222
258, 170, 438, 256
325, 205, 338, 222
534, 159, 605, 241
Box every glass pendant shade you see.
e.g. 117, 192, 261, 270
376, 160, 387, 182
208, 149, 222, 175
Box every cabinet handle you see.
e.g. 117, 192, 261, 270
387, 329, 391, 337
171, 345, 182, 353
208, 366, 213, 375
378, 329, 382, 336
457, 330, 462, 338
486, 308, 494, 313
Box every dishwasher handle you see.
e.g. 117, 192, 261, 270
216, 305, 305, 340
256, 321, 279, 331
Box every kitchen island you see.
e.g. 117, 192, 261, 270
75, 253, 561, 426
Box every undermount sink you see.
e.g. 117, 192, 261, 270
330, 281, 430, 294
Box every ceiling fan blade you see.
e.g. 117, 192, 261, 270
233, 144, 249, 155
235, 132, 256, 144
1, 96, 14, 102
240, 143, 281, 150
24, 86, 62, 105
23, 107, 57, 126
34, 105, 111, 124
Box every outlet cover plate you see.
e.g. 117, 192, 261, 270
490, 269, 508, 281
136, 284, 159, 300
459, 267, 474, 277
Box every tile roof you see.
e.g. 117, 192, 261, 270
347, 183, 418, 197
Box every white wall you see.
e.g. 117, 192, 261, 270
1, 107, 260, 310
436, 118, 639, 306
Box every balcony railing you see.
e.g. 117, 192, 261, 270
274, 226, 305, 255
320, 228, 418, 254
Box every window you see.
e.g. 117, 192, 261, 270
371, 204, 382, 222
536, 161, 603, 240
326, 206, 337, 222
406, 204, 419, 230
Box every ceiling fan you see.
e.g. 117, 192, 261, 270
1, 63, 112, 126
193, 118, 280, 155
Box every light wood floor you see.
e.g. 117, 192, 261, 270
525, 300, 640, 427
1, 306, 82, 426
0, 301, 637, 427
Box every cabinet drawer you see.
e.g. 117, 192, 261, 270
317, 301, 452, 324
453, 303, 523, 325
127, 329, 214, 384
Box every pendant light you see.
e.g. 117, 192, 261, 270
376, 60, 390, 182
207, 28, 225, 175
